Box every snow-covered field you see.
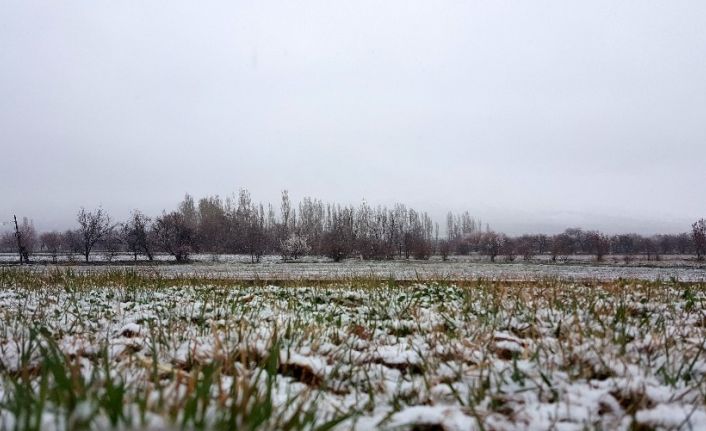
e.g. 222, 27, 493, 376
1, 270, 705, 430
3, 253, 706, 282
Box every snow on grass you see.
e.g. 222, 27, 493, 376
0, 269, 705, 430
8, 253, 706, 282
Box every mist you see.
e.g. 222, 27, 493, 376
1, 1, 705, 234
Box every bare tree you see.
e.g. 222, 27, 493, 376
480, 231, 502, 262
40, 231, 63, 263
405, 209, 433, 260
76, 207, 112, 262
197, 196, 228, 254
101, 229, 123, 262
439, 239, 451, 261
16, 217, 37, 263
153, 211, 195, 262
586, 231, 610, 262
178, 194, 198, 230
640, 236, 659, 261
323, 206, 355, 262
280, 233, 310, 261
536, 234, 549, 255
515, 235, 536, 261
500, 235, 515, 262
551, 233, 573, 262
121, 210, 154, 261
675, 233, 693, 255
0, 232, 15, 253
280, 190, 292, 239
62, 230, 83, 261
693, 218, 706, 261
298, 197, 325, 255
245, 204, 267, 263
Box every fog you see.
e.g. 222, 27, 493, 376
1, 1, 705, 235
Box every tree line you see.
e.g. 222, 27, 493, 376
2, 190, 706, 263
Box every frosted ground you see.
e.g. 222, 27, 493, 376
0, 270, 705, 430
2, 253, 706, 282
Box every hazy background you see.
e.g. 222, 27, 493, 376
1, 1, 705, 235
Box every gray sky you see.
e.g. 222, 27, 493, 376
1, 1, 705, 235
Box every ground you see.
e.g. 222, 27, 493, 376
0, 269, 705, 430
2, 253, 706, 282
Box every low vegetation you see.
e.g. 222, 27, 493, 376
1, 269, 704, 430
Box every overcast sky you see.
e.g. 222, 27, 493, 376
1, 1, 705, 235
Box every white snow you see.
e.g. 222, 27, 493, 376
1, 277, 705, 430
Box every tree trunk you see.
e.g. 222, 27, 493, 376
13, 215, 24, 265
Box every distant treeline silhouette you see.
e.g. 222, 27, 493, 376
3, 190, 705, 263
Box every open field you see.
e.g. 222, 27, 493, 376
1, 269, 705, 430
2, 254, 706, 283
